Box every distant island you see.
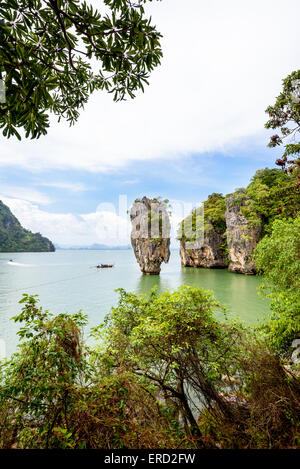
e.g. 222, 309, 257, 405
55, 243, 131, 250
0, 200, 55, 252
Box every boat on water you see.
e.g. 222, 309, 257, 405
96, 264, 114, 269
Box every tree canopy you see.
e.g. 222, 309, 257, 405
254, 217, 300, 354
0, 0, 162, 139
1, 289, 299, 448
265, 70, 300, 187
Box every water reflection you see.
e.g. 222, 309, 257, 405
135, 273, 172, 296
180, 266, 268, 324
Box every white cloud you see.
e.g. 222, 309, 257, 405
122, 179, 140, 185
35, 181, 89, 192
0, 186, 52, 205
1, 197, 131, 246
1, 196, 197, 246
0, 0, 299, 172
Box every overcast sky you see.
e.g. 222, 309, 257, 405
0, 0, 299, 246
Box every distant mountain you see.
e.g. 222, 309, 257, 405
0, 200, 55, 252
55, 243, 131, 250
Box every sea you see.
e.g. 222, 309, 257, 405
0, 249, 270, 357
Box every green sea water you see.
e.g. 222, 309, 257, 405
0, 249, 270, 356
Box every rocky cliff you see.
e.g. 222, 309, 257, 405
180, 219, 227, 268
130, 197, 170, 275
179, 194, 227, 269
177, 169, 298, 275
225, 191, 261, 274
0, 200, 55, 252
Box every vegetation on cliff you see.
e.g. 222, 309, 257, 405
204, 193, 227, 233
178, 168, 300, 270
178, 193, 226, 243
0, 200, 55, 252
238, 168, 300, 235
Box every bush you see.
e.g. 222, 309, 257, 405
0, 295, 180, 449
254, 218, 300, 355
98, 285, 300, 448
0, 288, 299, 449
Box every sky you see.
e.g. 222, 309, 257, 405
0, 0, 299, 246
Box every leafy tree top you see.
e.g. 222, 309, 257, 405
242, 168, 300, 233
254, 217, 300, 295
0, 0, 162, 139
265, 70, 300, 186
177, 193, 226, 242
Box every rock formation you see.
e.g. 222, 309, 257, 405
179, 194, 227, 269
130, 197, 170, 275
180, 219, 227, 268
225, 191, 261, 274
0, 200, 55, 252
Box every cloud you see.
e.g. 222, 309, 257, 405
0, 186, 52, 205
122, 179, 140, 185
1, 197, 131, 246
0, 0, 299, 172
35, 181, 89, 192
1, 196, 198, 247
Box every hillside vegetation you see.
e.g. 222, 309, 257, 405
179, 167, 300, 247
0, 201, 55, 252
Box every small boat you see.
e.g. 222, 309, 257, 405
96, 264, 114, 269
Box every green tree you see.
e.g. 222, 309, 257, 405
254, 218, 300, 354
242, 168, 300, 235
98, 285, 249, 443
98, 285, 300, 448
265, 70, 300, 187
1, 290, 299, 449
0, 0, 162, 139
255, 218, 300, 294
0, 294, 180, 449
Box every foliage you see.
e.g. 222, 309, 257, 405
254, 218, 300, 294
0, 294, 89, 448
204, 193, 226, 233
178, 193, 226, 243
0, 200, 55, 252
0, 289, 299, 449
258, 294, 300, 356
0, 294, 180, 449
0, 0, 162, 139
241, 168, 300, 235
254, 218, 300, 355
98, 285, 300, 448
265, 70, 300, 186
177, 169, 299, 246
200, 340, 300, 449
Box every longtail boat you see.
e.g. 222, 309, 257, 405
96, 264, 114, 269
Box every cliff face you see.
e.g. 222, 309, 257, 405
130, 197, 170, 275
225, 192, 261, 274
179, 194, 227, 269
179, 169, 297, 275
0, 200, 55, 252
180, 220, 227, 268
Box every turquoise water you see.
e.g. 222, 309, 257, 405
0, 250, 270, 356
